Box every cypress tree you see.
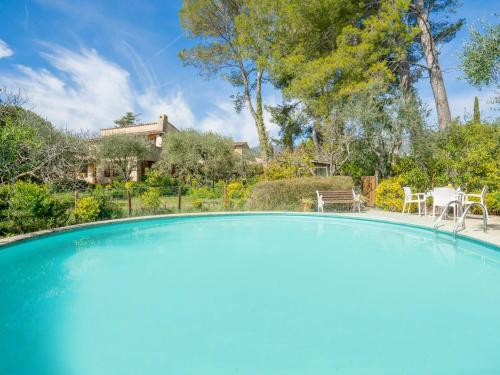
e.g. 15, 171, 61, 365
473, 96, 480, 123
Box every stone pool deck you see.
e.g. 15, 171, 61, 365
336, 209, 500, 246
0, 210, 499, 247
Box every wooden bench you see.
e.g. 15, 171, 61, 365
316, 190, 360, 212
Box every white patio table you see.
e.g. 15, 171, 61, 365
426, 187, 463, 219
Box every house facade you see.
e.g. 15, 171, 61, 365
81, 114, 179, 184
80, 114, 254, 184
233, 141, 250, 156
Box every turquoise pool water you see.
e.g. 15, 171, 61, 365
1, 214, 499, 374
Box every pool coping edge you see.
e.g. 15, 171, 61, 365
0, 211, 499, 250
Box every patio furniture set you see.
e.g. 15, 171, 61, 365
402, 185, 489, 220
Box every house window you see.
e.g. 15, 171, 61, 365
79, 165, 88, 178
103, 164, 113, 178
148, 134, 156, 145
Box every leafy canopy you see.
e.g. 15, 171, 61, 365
158, 129, 236, 184
460, 20, 500, 88
98, 134, 150, 181
114, 112, 139, 128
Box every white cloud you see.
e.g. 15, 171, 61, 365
199, 96, 280, 146
137, 91, 196, 129
2, 44, 275, 146
2, 46, 197, 133
4, 48, 132, 132
0, 39, 13, 59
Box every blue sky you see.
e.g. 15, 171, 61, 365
0, 0, 498, 145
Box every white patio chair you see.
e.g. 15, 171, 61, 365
463, 186, 489, 220
402, 186, 426, 215
431, 187, 459, 218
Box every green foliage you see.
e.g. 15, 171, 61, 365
159, 129, 236, 184
267, 102, 307, 151
226, 181, 247, 200
190, 185, 223, 199
391, 122, 499, 192
179, 0, 273, 161
265, 148, 314, 180
435, 123, 500, 191
460, 20, 500, 88
74, 196, 101, 223
140, 188, 161, 211
0, 104, 88, 186
7, 181, 68, 232
144, 169, 177, 188
246, 176, 353, 210
0, 114, 40, 183
377, 123, 500, 213
114, 112, 139, 127
0, 185, 15, 236
393, 157, 430, 192
265, 161, 299, 180
99, 134, 150, 182
375, 177, 405, 212
192, 198, 204, 210
266, 0, 415, 115
88, 188, 122, 221
485, 191, 500, 215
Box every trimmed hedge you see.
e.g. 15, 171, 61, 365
246, 176, 354, 211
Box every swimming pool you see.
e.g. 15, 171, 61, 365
1, 213, 499, 374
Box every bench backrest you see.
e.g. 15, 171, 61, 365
317, 190, 354, 202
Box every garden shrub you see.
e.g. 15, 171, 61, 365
246, 176, 353, 211
436, 123, 500, 192
374, 177, 405, 212
141, 188, 161, 212
190, 185, 222, 199
264, 149, 314, 180
393, 157, 430, 192
265, 161, 299, 180
89, 188, 121, 220
74, 188, 122, 223
484, 191, 500, 215
74, 196, 100, 223
144, 169, 177, 189
192, 198, 204, 210
0, 184, 14, 236
8, 181, 68, 232
227, 181, 247, 200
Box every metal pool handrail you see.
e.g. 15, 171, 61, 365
454, 202, 488, 234
434, 200, 464, 230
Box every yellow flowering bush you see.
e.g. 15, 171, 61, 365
141, 188, 161, 211
74, 196, 100, 223
375, 177, 405, 212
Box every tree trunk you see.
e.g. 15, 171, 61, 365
415, 0, 452, 131
239, 64, 272, 166
311, 121, 321, 155
255, 68, 272, 164
399, 49, 412, 96
177, 185, 182, 212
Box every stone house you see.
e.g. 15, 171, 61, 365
80, 114, 254, 184
81, 114, 178, 184
233, 141, 250, 156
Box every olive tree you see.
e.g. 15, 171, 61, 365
0, 95, 90, 187
179, 0, 273, 164
98, 134, 150, 182
157, 129, 236, 185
